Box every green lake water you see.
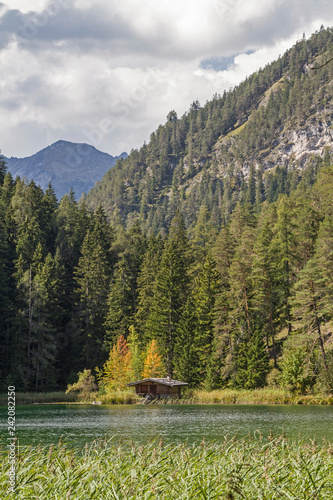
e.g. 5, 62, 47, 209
1, 404, 333, 448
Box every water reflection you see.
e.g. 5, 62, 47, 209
1, 404, 332, 447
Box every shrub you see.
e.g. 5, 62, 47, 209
279, 347, 313, 394
66, 369, 98, 400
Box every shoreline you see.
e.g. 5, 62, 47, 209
1, 392, 333, 406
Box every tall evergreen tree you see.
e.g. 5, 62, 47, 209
232, 329, 269, 389
147, 211, 190, 377
0, 200, 13, 382
272, 195, 297, 334
291, 257, 331, 389
104, 255, 134, 346
192, 254, 220, 386
75, 228, 110, 367
252, 208, 279, 367
0, 152, 6, 185
135, 236, 164, 344
212, 224, 235, 385
173, 298, 199, 385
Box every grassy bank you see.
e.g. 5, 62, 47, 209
180, 387, 333, 405
0, 392, 78, 405
1, 388, 333, 405
1, 436, 333, 498
0, 390, 140, 405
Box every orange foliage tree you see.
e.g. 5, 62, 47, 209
141, 339, 165, 378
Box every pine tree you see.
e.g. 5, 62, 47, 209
104, 255, 134, 346
173, 298, 199, 385
55, 189, 90, 278
41, 183, 58, 255
246, 165, 256, 206
291, 257, 331, 388
255, 165, 265, 209
192, 205, 217, 265
135, 236, 164, 344
228, 226, 254, 336
1, 173, 14, 228
232, 330, 269, 389
0, 200, 13, 381
0, 152, 6, 185
212, 224, 235, 386
146, 211, 190, 376
252, 211, 279, 367
272, 195, 297, 334
75, 228, 110, 367
192, 254, 220, 386
28, 253, 63, 391
313, 215, 333, 318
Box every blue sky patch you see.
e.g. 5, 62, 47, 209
200, 50, 255, 71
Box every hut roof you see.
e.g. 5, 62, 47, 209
127, 378, 188, 387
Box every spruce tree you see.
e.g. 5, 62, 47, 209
104, 256, 134, 346
173, 298, 199, 385
0, 200, 13, 382
0, 153, 6, 185
292, 257, 331, 389
272, 195, 297, 334
212, 224, 235, 385
192, 254, 220, 386
313, 215, 333, 318
233, 330, 269, 389
147, 211, 190, 377
75, 228, 110, 367
135, 236, 164, 345
252, 210, 279, 367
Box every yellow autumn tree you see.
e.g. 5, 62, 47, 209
102, 335, 132, 390
141, 339, 166, 378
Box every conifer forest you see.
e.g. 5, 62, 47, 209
1, 27, 333, 395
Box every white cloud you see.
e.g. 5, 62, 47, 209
1, 0, 333, 158
4, 0, 45, 13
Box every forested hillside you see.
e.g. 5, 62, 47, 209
86, 27, 333, 236
0, 156, 333, 393
1, 27, 333, 394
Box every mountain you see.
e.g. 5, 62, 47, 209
5, 140, 127, 200
85, 27, 333, 235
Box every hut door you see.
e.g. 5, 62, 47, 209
150, 385, 156, 395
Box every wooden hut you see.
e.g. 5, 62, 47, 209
127, 378, 188, 398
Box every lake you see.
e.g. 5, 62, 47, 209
1, 404, 333, 448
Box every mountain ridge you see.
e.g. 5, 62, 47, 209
5, 140, 127, 200
85, 27, 333, 234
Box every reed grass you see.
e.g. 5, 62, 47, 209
177, 388, 333, 405
189, 387, 292, 404
0, 392, 78, 405
99, 390, 140, 405
1, 388, 332, 406
1, 435, 333, 498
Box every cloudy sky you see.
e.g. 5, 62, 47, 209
1, 0, 333, 158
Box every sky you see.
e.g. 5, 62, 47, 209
1, 0, 333, 158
